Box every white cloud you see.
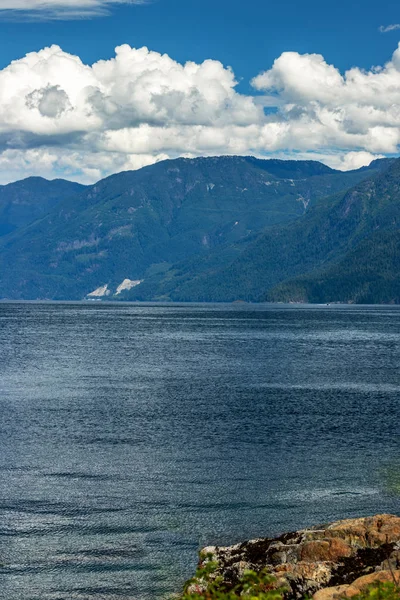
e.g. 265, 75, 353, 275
0, 43, 399, 183
0, 147, 169, 184
379, 24, 400, 33
0, 1, 147, 20
326, 151, 385, 171
252, 46, 400, 153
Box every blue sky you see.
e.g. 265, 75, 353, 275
1, 0, 400, 88
0, 0, 400, 183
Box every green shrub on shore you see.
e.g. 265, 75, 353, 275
179, 557, 285, 599
350, 582, 400, 600
181, 580, 400, 599
178, 559, 400, 599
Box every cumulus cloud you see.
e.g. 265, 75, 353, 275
0, 43, 398, 183
26, 85, 72, 118
252, 46, 400, 154
379, 24, 400, 33
0, 0, 147, 20
328, 151, 385, 171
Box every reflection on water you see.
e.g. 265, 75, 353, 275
0, 302, 400, 599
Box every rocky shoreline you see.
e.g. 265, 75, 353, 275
187, 514, 400, 599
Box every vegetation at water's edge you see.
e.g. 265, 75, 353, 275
178, 557, 287, 600
351, 582, 400, 600
177, 558, 400, 599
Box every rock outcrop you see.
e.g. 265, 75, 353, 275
190, 514, 400, 598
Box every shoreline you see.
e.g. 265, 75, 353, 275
185, 515, 400, 599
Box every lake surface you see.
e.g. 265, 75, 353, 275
0, 302, 400, 600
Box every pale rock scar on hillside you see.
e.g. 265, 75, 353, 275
115, 279, 142, 295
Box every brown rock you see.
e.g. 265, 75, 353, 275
290, 561, 333, 584
189, 514, 400, 600
325, 514, 400, 548
312, 571, 400, 600
313, 584, 353, 600
350, 569, 400, 591
313, 570, 400, 600
300, 538, 353, 562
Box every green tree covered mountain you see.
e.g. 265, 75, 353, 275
0, 177, 86, 237
130, 157, 400, 304
0, 156, 385, 301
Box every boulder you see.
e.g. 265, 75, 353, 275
192, 515, 400, 599
313, 569, 400, 600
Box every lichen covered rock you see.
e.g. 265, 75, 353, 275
191, 515, 400, 599
313, 570, 400, 600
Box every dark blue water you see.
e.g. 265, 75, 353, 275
0, 302, 400, 600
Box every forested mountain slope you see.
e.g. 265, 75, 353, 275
129, 157, 400, 303
0, 177, 86, 237
0, 156, 384, 300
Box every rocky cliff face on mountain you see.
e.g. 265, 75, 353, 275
188, 515, 400, 599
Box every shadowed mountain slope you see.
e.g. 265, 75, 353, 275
130, 157, 400, 303
0, 177, 86, 237
0, 156, 385, 300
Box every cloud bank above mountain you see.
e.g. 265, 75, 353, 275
0, 1, 147, 20
0, 43, 399, 183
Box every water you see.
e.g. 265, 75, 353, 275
0, 302, 399, 600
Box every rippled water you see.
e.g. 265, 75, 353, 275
0, 302, 400, 599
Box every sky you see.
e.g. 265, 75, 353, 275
0, 0, 400, 183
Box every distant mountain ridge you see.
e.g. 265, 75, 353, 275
0, 155, 396, 302
0, 177, 86, 237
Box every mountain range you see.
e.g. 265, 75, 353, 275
0, 177, 85, 238
0, 155, 398, 303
